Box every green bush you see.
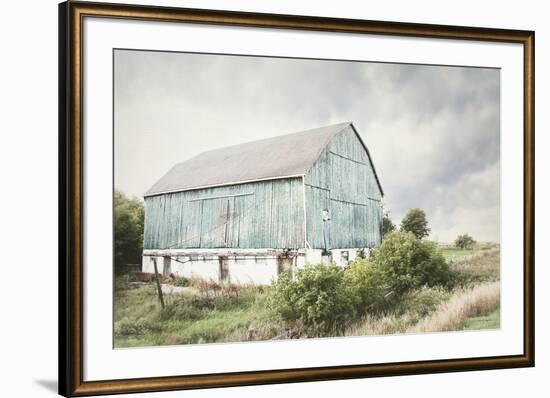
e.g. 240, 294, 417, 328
268, 264, 355, 336
268, 233, 456, 337
374, 231, 453, 294
344, 258, 388, 313
172, 276, 190, 287
114, 275, 132, 291
160, 301, 207, 321
115, 318, 162, 336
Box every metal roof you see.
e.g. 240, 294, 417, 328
145, 122, 383, 197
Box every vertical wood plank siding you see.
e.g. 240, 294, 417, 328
304, 126, 383, 249
144, 178, 305, 249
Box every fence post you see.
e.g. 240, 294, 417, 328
152, 257, 165, 309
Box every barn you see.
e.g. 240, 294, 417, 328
142, 121, 384, 284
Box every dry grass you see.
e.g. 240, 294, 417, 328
346, 313, 411, 336
345, 282, 500, 337
408, 281, 500, 333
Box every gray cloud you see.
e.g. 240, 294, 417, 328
114, 50, 500, 242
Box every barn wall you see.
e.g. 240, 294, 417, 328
143, 178, 305, 250
304, 125, 383, 249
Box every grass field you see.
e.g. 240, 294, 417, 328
462, 307, 500, 330
114, 246, 500, 347
114, 281, 275, 347
439, 248, 478, 261
438, 242, 498, 261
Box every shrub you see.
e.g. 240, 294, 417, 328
160, 301, 206, 321
455, 234, 476, 249
172, 276, 190, 287
395, 286, 451, 320
114, 275, 132, 291
268, 264, 355, 336
374, 231, 453, 294
344, 258, 388, 313
115, 318, 162, 336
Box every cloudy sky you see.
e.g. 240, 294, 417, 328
114, 50, 500, 243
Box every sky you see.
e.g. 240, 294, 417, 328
114, 50, 500, 243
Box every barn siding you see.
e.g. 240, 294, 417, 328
304, 125, 383, 249
144, 178, 305, 250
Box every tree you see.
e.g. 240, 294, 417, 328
400, 208, 431, 240
455, 234, 476, 249
114, 190, 145, 273
382, 212, 396, 238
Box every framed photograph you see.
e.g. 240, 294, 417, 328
59, 1, 534, 396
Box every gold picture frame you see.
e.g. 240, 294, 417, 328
59, 1, 535, 396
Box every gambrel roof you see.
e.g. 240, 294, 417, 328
145, 122, 383, 197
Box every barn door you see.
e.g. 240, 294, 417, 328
199, 197, 235, 248
229, 193, 254, 248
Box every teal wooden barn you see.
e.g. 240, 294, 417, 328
142, 122, 383, 284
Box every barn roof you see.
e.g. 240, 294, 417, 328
145, 122, 383, 197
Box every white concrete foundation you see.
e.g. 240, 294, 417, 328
142, 247, 371, 285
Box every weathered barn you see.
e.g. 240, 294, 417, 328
142, 122, 383, 284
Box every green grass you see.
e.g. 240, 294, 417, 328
439, 247, 479, 261
438, 242, 499, 261
462, 307, 500, 330
114, 283, 278, 347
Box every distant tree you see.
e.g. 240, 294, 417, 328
455, 234, 476, 250
382, 212, 396, 238
400, 208, 430, 240
114, 190, 145, 273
